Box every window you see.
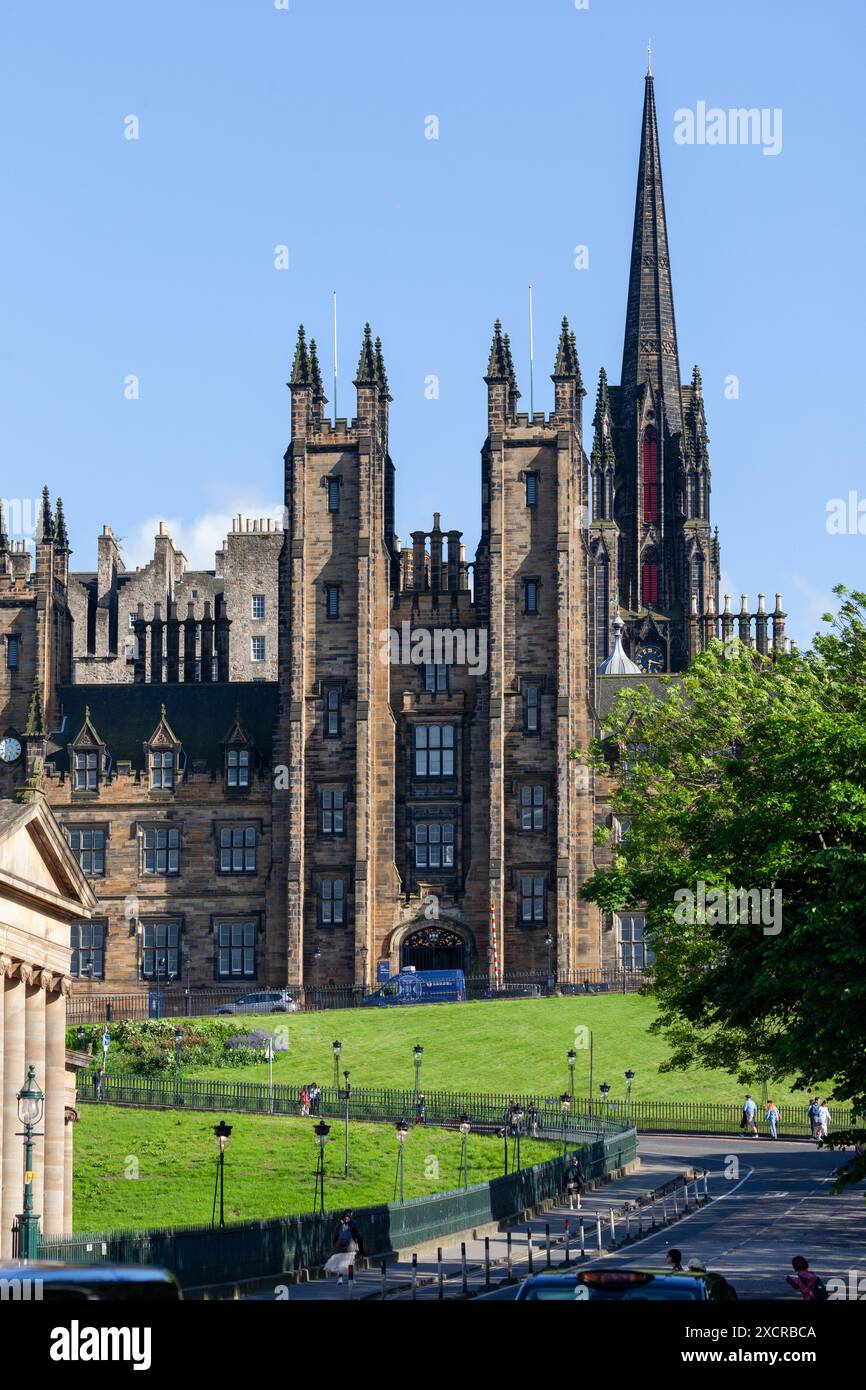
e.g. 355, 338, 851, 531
423, 662, 448, 693
525, 473, 539, 507
226, 747, 250, 788
142, 827, 180, 874
251, 636, 266, 662
150, 749, 174, 789
217, 920, 256, 979
641, 552, 659, 608
523, 579, 539, 614
68, 828, 106, 875
74, 750, 99, 791
520, 875, 546, 924
642, 426, 659, 523
520, 785, 545, 832
325, 584, 340, 619
128, 611, 138, 631
321, 789, 346, 836
324, 688, 342, 738
620, 913, 653, 969
414, 724, 455, 778
327, 478, 341, 513
251, 594, 266, 620
321, 877, 345, 925
219, 825, 257, 873
414, 821, 455, 869
141, 921, 180, 979
524, 684, 541, 735
71, 921, 105, 980
6, 635, 19, 671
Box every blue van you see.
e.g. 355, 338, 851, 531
363, 968, 467, 1006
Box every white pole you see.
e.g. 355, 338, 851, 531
528, 284, 535, 416
332, 290, 338, 422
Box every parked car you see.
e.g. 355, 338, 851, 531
362, 968, 467, 1006
514, 1269, 711, 1300
212, 989, 297, 1015
0, 1261, 182, 1300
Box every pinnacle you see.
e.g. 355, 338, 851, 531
308, 338, 328, 403
54, 496, 69, 550
355, 322, 377, 384
289, 325, 312, 388
552, 315, 581, 381
41, 485, 54, 543
486, 319, 509, 381
374, 335, 392, 401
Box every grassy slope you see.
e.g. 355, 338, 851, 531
73, 1105, 556, 1231
174, 995, 819, 1107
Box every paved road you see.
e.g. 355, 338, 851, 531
244, 1132, 865, 1302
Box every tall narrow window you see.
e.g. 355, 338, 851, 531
327, 478, 341, 513
143, 827, 180, 874
71, 921, 106, 979
642, 426, 659, 523
150, 750, 174, 789
324, 688, 342, 738
520, 785, 545, 831
641, 553, 659, 608
251, 636, 266, 662
414, 724, 455, 778
525, 473, 539, 508
519, 876, 546, 924
619, 913, 653, 969
218, 920, 256, 979
219, 825, 257, 873
251, 594, 265, 620
74, 751, 99, 792
68, 828, 106, 875
141, 921, 180, 979
523, 579, 539, 614
524, 684, 540, 735
415, 821, 455, 869
321, 789, 345, 835
321, 878, 345, 925
423, 662, 447, 693
325, 585, 340, 618
226, 747, 250, 787
7, 635, 20, 670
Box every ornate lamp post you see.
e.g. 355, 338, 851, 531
625, 1069, 635, 1126
511, 1103, 524, 1172
413, 1044, 424, 1099
174, 1027, 183, 1105
497, 1125, 509, 1176
599, 1081, 611, 1123
559, 1092, 572, 1156
313, 1120, 331, 1215
457, 1114, 471, 1189
393, 1118, 409, 1204
212, 1120, 232, 1229
544, 932, 554, 994
332, 1039, 342, 1090
567, 1048, 577, 1106
340, 1070, 352, 1178
16, 1066, 44, 1260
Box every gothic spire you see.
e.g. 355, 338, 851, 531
289, 325, 311, 388
552, 315, 582, 384
620, 67, 683, 434
485, 319, 508, 381
41, 485, 54, 543
502, 332, 520, 401
355, 323, 377, 385
374, 336, 392, 402
54, 496, 69, 550
308, 338, 327, 403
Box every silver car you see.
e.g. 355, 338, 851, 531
213, 988, 297, 1015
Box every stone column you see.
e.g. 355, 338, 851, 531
44, 981, 67, 1234
0, 959, 5, 1245
63, 1110, 74, 1233
2, 965, 25, 1258
24, 968, 47, 1231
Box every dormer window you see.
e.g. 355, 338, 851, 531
226, 747, 250, 788
150, 750, 174, 789
145, 706, 181, 793
74, 750, 99, 792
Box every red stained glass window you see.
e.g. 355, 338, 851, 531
643, 427, 659, 523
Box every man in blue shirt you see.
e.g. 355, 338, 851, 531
742, 1095, 758, 1137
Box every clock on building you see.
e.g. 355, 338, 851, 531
0, 736, 22, 763
637, 645, 665, 674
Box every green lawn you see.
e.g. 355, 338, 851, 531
176, 995, 822, 1108
73, 1105, 557, 1231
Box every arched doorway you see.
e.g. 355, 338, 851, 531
401, 925, 467, 972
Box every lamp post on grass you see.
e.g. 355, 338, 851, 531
340, 1070, 351, 1178
313, 1120, 331, 1215
413, 1044, 423, 1100
457, 1114, 471, 1189
174, 1027, 183, 1105
545, 931, 554, 994
567, 1048, 577, 1107
332, 1040, 342, 1090
560, 1092, 572, 1157
16, 1066, 44, 1260
625, 1069, 635, 1126
511, 1103, 524, 1172
212, 1120, 232, 1229
393, 1118, 409, 1204
497, 1125, 509, 1176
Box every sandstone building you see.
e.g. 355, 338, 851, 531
0, 71, 786, 996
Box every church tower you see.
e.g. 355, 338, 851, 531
590, 62, 719, 672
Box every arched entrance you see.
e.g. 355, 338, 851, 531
400, 925, 467, 972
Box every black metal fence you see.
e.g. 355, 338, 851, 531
66, 968, 650, 1025
77, 1073, 854, 1139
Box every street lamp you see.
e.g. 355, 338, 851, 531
313, 1119, 331, 1215
76, 1027, 86, 1050
560, 1092, 572, 1156
16, 1065, 44, 1259
567, 1048, 577, 1106
313, 945, 322, 1001
511, 1103, 524, 1172
332, 1039, 342, 1090
340, 1070, 352, 1178
544, 932, 554, 994
393, 1118, 409, 1204
457, 1114, 471, 1189
174, 1027, 183, 1104
497, 1125, 509, 1176
599, 1081, 611, 1123
413, 1044, 423, 1098
625, 1069, 635, 1125
211, 1120, 232, 1229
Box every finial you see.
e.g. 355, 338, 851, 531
647, 38, 653, 77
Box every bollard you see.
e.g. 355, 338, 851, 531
661, 1192, 668, 1224
461, 1242, 468, 1296
507, 1230, 513, 1279
651, 1195, 657, 1229
411, 1252, 418, 1300
624, 1207, 631, 1242
672, 1186, 679, 1218
579, 1217, 586, 1258
437, 1247, 444, 1300
381, 1259, 387, 1300
609, 1207, 617, 1249
564, 1219, 571, 1266
485, 1236, 491, 1288
595, 1214, 603, 1254
545, 1223, 551, 1269
684, 1179, 691, 1213
703, 1169, 710, 1203
527, 1229, 534, 1274
347, 1264, 354, 1300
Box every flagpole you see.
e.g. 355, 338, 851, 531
332, 290, 338, 422
528, 284, 535, 416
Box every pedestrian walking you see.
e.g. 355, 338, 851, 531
414, 1092, 426, 1125
741, 1094, 758, 1138
323, 1209, 365, 1285
565, 1156, 583, 1211
528, 1101, 540, 1139
666, 1248, 684, 1272
92, 1065, 105, 1101
785, 1256, 829, 1301
309, 1082, 320, 1115
299, 1084, 310, 1117
817, 1101, 831, 1140
765, 1100, 780, 1139
807, 1097, 821, 1141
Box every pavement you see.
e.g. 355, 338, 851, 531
241, 1132, 865, 1302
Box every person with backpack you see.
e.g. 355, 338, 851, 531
785, 1256, 829, 1301
741, 1095, 758, 1137
323, 1209, 365, 1285
807, 1097, 821, 1141
765, 1100, 780, 1139
309, 1082, 320, 1115
565, 1156, 583, 1211
299, 1085, 310, 1117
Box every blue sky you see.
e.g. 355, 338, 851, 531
2, 0, 864, 647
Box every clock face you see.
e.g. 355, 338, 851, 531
637, 645, 665, 674
0, 736, 22, 763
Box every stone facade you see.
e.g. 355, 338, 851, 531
0, 70, 787, 994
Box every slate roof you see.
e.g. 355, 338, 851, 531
48, 683, 279, 774
596, 673, 672, 721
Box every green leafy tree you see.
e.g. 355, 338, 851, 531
580, 588, 866, 1130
